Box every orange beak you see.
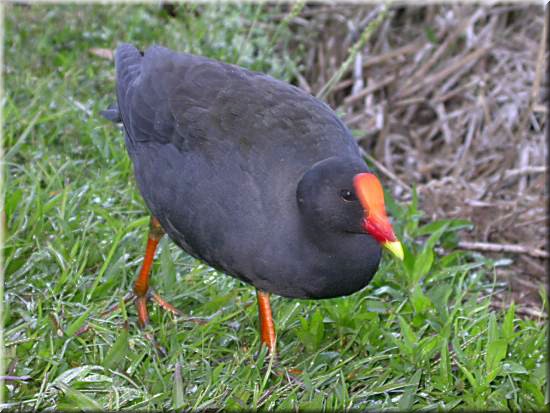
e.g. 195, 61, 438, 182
353, 173, 404, 260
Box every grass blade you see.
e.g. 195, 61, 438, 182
56, 383, 102, 411
172, 362, 185, 410
103, 322, 129, 370
397, 369, 422, 410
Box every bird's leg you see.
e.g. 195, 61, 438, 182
133, 216, 183, 328
256, 290, 304, 380
102, 216, 211, 326
256, 290, 276, 354
97, 216, 207, 357
133, 216, 164, 327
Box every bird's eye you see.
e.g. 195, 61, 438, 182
340, 189, 357, 202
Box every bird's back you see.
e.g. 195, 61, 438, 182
116, 44, 358, 156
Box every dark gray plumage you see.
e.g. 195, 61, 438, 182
108, 43, 382, 298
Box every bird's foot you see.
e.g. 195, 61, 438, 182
255, 348, 304, 386
99, 291, 166, 356
133, 290, 183, 329
276, 368, 305, 387
270, 359, 303, 384
101, 290, 210, 357
268, 365, 305, 389
102, 289, 210, 328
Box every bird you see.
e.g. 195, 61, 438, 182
103, 43, 403, 355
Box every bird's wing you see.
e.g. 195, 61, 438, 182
115, 44, 233, 151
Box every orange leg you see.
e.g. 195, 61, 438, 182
104, 216, 205, 328
256, 291, 303, 377
256, 289, 276, 354
133, 216, 166, 328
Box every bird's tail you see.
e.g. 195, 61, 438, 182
100, 43, 143, 124
115, 43, 143, 97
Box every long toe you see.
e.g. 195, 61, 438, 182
135, 295, 150, 329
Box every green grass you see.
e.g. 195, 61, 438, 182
3, 4, 548, 411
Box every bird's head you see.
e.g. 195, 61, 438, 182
297, 157, 403, 260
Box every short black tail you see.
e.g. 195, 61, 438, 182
115, 43, 143, 99
100, 43, 143, 125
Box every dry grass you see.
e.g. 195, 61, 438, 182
282, 4, 547, 315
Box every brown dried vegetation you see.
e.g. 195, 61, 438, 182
283, 4, 548, 314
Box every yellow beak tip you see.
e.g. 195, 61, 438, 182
383, 240, 404, 261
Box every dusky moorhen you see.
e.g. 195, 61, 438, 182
104, 44, 403, 353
